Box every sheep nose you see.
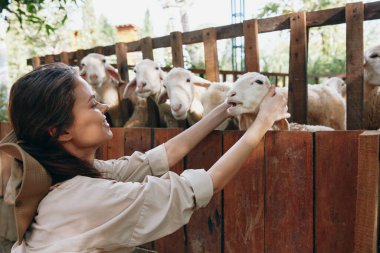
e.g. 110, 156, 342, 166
90, 74, 98, 82
172, 104, 182, 112
228, 91, 236, 97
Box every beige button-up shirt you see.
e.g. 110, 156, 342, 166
11, 144, 214, 253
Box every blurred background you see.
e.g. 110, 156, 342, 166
0, 0, 379, 122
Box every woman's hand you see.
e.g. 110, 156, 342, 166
256, 86, 290, 129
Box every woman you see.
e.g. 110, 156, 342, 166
5, 63, 289, 252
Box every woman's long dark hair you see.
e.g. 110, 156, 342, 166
8, 63, 102, 184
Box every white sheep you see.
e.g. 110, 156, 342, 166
226, 72, 344, 131
80, 53, 125, 127
364, 44, 380, 130
199, 82, 238, 130
123, 59, 177, 128
158, 67, 209, 126
321, 77, 346, 100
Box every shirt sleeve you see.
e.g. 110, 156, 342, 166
94, 144, 169, 182
28, 169, 214, 251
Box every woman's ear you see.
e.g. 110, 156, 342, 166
50, 128, 72, 142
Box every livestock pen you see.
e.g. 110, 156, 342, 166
12, 1, 380, 252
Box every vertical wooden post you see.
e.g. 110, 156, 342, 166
141, 37, 154, 60
31, 57, 40, 69
60, 52, 69, 64
202, 28, 219, 82
289, 12, 308, 124
115, 42, 129, 82
243, 19, 260, 72
354, 131, 379, 253
115, 42, 130, 124
170, 31, 184, 67
346, 2, 364, 130
224, 132, 265, 252
76, 49, 85, 66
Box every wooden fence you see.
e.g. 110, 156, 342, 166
0, 123, 379, 253
97, 126, 379, 253
27, 1, 380, 130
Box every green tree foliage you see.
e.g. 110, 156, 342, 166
139, 9, 153, 38
0, 0, 79, 34
256, 0, 349, 83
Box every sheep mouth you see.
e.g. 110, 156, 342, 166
137, 90, 152, 97
227, 100, 243, 107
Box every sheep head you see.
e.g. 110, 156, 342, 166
123, 59, 166, 100
80, 53, 123, 88
226, 72, 272, 116
364, 45, 380, 85
158, 67, 210, 120
323, 77, 346, 99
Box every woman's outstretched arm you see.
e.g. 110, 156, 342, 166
208, 86, 290, 193
164, 102, 231, 167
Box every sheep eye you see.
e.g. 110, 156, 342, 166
155, 67, 159, 70
255, 80, 263, 85
163, 85, 167, 89
81, 63, 85, 67
370, 53, 379, 59
102, 59, 106, 63
133, 69, 137, 73
186, 78, 190, 82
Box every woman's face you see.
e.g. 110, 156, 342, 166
63, 77, 113, 150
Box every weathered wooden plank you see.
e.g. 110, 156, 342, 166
75, 49, 86, 66
152, 128, 185, 253
315, 131, 361, 253
141, 37, 154, 60
124, 128, 152, 155
45, 55, 55, 64
59, 52, 69, 64
115, 42, 130, 125
186, 131, 222, 253
265, 131, 313, 253
94, 46, 104, 54
202, 28, 219, 82
243, 19, 260, 72
223, 132, 264, 252
104, 128, 125, 159
31, 57, 40, 69
170, 32, 184, 68
346, 2, 364, 130
354, 131, 379, 253
289, 12, 308, 124
115, 42, 129, 82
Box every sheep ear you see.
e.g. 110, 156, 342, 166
105, 63, 125, 83
123, 78, 137, 99
192, 75, 211, 88
157, 88, 169, 104
272, 119, 289, 130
